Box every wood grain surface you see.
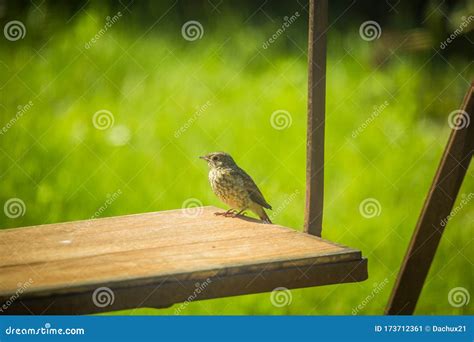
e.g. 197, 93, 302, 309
0, 206, 367, 314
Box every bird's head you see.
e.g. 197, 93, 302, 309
199, 152, 237, 169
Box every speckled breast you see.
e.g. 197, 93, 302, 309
209, 168, 250, 209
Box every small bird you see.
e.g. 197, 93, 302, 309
200, 152, 272, 223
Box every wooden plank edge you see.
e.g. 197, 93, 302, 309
1, 258, 368, 315
0, 248, 362, 298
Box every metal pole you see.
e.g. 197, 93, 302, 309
386, 83, 474, 314
304, 0, 328, 237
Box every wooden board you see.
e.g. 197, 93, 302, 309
0, 206, 367, 314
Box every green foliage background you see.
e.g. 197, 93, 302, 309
0, 2, 472, 315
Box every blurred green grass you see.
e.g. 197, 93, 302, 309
0, 7, 472, 315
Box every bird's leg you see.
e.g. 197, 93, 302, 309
214, 208, 236, 217
224, 209, 238, 217
233, 209, 247, 217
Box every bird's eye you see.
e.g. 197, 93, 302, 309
212, 156, 218, 161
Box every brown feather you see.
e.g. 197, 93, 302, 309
233, 168, 272, 209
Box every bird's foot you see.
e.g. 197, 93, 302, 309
232, 210, 247, 218
214, 209, 237, 217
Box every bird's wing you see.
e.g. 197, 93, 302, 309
232, 168, 272, 210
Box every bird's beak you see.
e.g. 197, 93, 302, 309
199, 155, 209, 161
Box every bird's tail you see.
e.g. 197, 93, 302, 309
255, 206, 272, 224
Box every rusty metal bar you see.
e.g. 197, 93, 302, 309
304, 0, 328, 237
386, 83, 474, 315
